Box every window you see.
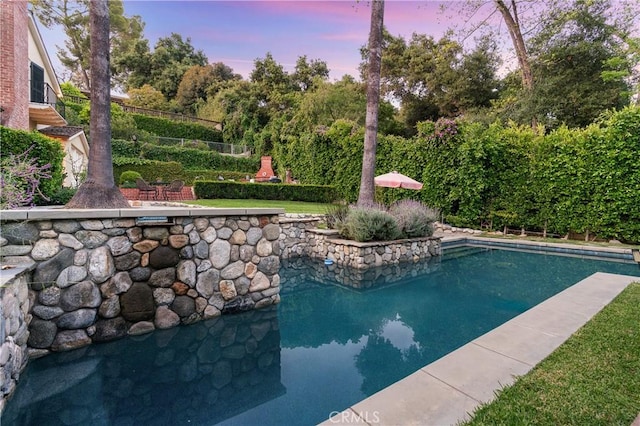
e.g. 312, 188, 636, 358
30, 62, 45, 103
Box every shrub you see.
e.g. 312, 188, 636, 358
325, 203, 350, 230
111, 139, 258, 172
43, 187, 77, 206
119, 170, 143, 186
113, 160, 185, 184
341, 207, 401, 242
194, 181, 338, 203
184, 170, 250, 183
1, 146, 52, 209
389, 199, 439, 238
0, 127, 64, 202
131, 114, 222, 142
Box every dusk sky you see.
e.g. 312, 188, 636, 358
40, 1, 498, 83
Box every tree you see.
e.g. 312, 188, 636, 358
285, 76, 401, 136
118, 33, 208, 100
127, 84, 168, 110
31, 0, 144, 90
357, 0, 385, 207
175, 63, 241, 114
363, 30, 499, 134
526, 0, 636, 128
444, 0, 639, 127
489, 0, 639, 128
291, 56, 329, 91
494, 0, 533, 92
66, 0, 129, 209
175, 65, 218, 114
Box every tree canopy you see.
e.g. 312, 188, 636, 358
31, 0, 144, 90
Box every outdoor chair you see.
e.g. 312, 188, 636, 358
163, 180, 184, 200
136, 178, 158, 200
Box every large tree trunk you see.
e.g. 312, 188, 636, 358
495, 0, 533, 91
357, 0, 385, 207
67, 0, 129, 208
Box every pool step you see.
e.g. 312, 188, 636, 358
442, 245, 489, 260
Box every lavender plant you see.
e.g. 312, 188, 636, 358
0, 146, 52, 209
341, 207, 400, 242
324, 203, 350, 230
388, 199, 439, 238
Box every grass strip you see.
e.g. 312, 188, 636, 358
187, 199, 331, 214
464, 282, 640, 426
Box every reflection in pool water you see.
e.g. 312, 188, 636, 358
4, 248, 640, 425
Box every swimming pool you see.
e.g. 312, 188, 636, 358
3, 247, 639, 425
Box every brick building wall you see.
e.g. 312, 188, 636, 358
0, 1, 29, 130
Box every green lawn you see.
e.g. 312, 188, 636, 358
464, 282, 640, 426
188, 199, 331, 214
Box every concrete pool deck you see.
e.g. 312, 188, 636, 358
322, 242, 639, 425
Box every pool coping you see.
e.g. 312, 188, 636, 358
442, 236, 635, 261
321, 238, 640, 425
0, 206, 284, 220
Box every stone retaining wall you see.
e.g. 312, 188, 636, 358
0, 212, 281, 356
0, 267, 33, 413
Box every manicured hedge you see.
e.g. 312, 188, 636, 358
194, 181, 338, 203
114, 160, 252, 185
113, 160, 186, 184
131, 114, 222, 142
112, 139, 259, 172
0, 126, 64, 200
183, 170, 250, 182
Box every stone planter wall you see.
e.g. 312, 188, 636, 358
278, 214, 324, 258
283, 227, 441, 270
0, 212, 281, 356
0, 267, 33, 413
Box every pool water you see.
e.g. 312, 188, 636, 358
3, 248, 639, 425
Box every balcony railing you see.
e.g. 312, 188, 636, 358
30, 81, 65, 119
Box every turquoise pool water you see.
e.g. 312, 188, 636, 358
3, 247, 639, 425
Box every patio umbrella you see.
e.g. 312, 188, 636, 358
374, 171, 423, 190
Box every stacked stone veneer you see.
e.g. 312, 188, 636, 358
0, 214, 281, 355
281, 222, 441, 269
0, 268, 32, 413
278, 214, 324, 258
322, 235, 440, 269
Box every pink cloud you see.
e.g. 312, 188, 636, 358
191, 28, 262, 44
320, 30, 367, 42
247, 1, 369, 24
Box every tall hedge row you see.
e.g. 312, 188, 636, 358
131, 114, 222, 142
112, 139, 259, 172
272, 107, 640, 243
0, 126, 64, 200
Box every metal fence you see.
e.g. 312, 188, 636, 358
120, 105, 221, 129
62, 95, 221, 130
152, 136, 250, 156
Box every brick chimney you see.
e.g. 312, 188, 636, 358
0, 1, 29, 129
255, 156, 275, 182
